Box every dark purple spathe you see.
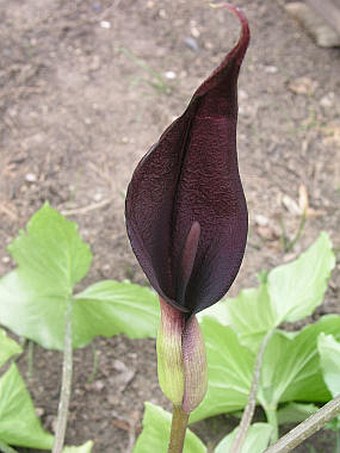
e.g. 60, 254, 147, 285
125, 4, 250, 314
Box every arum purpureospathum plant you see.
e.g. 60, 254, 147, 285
125, 3, 249, 452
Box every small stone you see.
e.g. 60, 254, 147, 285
184, 36, 199, 52
282, 194, 302, 216
264, 65, 278, 74
191, 25, 200, 38
25, 173, 37, 183
164, 71, 176, 80
254, 214, 269, 227
288, 76, 318, 95
100, 20, 111, 29
93, 380, 105, 391
320, 92, 335, 108
285, 2, 340, 48
35, 407, 44, 417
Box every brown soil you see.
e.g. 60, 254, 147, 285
1, 0, 339, 451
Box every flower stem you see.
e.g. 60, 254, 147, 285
52, 300, 73, 453
231, 330, 274, 452
265, 406, 279, 443
264, 395, 340, 452
168, 405, 190, 453
0, 441, 18, 453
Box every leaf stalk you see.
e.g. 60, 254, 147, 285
231, 330, 274, 452
52, 299, 73, 453
264, 395, 340, 452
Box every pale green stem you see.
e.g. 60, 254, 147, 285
231, 330, 274, 452
265, 405, 279, 444
52, 300, 73, 453
168, 405, 190, 453
264, 395, 340, 452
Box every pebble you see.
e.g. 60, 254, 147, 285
288, 76, 318, 96
164, 70, 176, 80
184, 36, 199, 52
264, 65, 278, 74
320, 92, 335, 108
100, 20, 111, 29
254, 214, 269, 227
25, 173, 37, 183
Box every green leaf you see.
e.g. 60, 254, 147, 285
190, 318, 254, 423
267, 233, 335, 324
224, 284, 275, 351
8, 202, 92, 293
201, 234, 334, 352
0, 363, 54, 449
277, 402, 319, 425
318, 333, 340, 396
258, 315, 340, 408
63, 440, 94, 452
0, 329, 22, 368
214, 423, 273, 453
73, 281, 159, 342
0, 204, 91, 349
133, 402, 206, 453
0, 205, 159, 350
0, 271, 70, 350
197, 299, 231, 327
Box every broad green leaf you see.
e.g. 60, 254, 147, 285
318, 333, 340, 396
63, 440, 94, 452
133, 402, 206, 453
8, 202, 92, 293
267, 233, 335, 324
0, 205, 158, 349
277, 402, 319, 425
190, 318, 254, 423
225, 284, 275, 351
0, 272, 159, 350
258, 315, 340, 408
0, 329, 22, 367
0, 364, 53, 449
0, 271, 71, 350
201, 234, 334, 352
73, 281, 159, 342
214, 423, 273, 453
0, 204, 91, 350
197, 298, 231, 326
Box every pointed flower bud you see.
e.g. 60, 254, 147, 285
125, 4, 250, 315
157, 298, 207, 413
157, 298, 185, 406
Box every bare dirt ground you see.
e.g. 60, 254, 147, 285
0, 0, 339, 451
